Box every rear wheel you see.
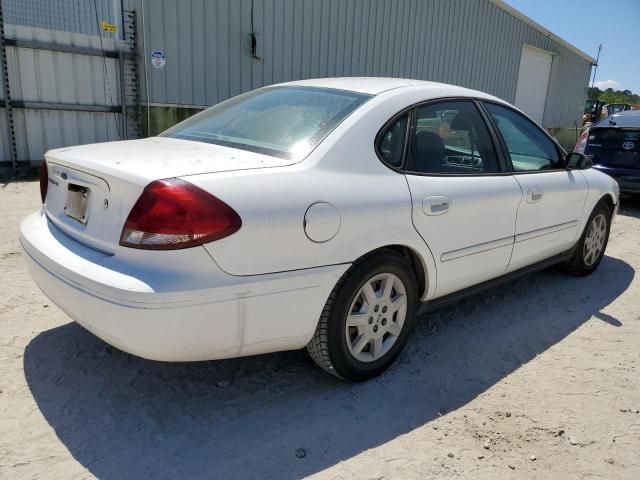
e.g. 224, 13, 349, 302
307, 251, 418, 381
561, 200, 612, 276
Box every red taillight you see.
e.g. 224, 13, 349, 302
119, 178, 242, 250
574, 129, 589, 153
39, 161, 48, 203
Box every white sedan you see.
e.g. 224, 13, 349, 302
20, 78, 618, 381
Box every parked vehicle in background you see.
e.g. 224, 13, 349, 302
21, 78, 619, 381
604, 103, 632, 116
575, 110, 640, 195
583, 99, 606, 127
583, 102, 632, 128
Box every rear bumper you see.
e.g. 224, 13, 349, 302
20, 210, 348, 361
593, 165, 640, 194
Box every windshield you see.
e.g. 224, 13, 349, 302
607, 104, 628, 115
584, 100, 596, 114
161, 86, 371, 160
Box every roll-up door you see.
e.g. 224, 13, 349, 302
514, 45, 553, 125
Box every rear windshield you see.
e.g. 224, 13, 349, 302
161, 86, 371, 160
593, 113, 640, 128
589, 128, 640, 141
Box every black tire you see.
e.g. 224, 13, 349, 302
306, 250, 418, 382
561, 200, 612, 276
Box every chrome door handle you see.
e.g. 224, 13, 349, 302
527, 187, 543, 203
423, 196, 451, 215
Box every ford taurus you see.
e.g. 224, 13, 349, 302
20, 78, 619, 381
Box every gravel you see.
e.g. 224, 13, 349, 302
1, 182, 640, 479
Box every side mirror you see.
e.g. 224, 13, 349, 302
566, 152, 593, 170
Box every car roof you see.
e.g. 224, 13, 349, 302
594, 109, 640, 128
278, 77, 504, 102
615, 109, 640, 116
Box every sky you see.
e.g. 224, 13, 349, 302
503, 0, 640, 93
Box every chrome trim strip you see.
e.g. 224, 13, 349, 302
515, 220, 579, 243
441, 236, 514, 262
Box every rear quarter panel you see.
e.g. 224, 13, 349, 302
186, 88, 457, 299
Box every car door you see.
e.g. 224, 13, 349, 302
482, 102, 589, 271
399, 100, 523, 298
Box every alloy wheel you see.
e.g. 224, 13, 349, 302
583, 213, 607, 266
345, 273, 408, 363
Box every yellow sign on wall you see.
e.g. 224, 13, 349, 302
101, 21, 118, 33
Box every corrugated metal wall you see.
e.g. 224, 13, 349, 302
129, 0, 591, 128
2, 0, 592, 164
0, 0, 123, 163
3, 0, 119, 37
0, 25, 122, 162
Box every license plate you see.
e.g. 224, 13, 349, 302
65, 184, 89, 224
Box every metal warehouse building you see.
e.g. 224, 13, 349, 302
0, 0, 596, 170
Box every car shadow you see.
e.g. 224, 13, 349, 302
23, 255, 634, 480
618, 194, 640, 219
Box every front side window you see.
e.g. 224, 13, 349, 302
161, 86, 371, 160
484, 102, 562, 172
407, 101, 500, 174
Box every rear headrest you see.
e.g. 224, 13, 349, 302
415, 131, 445, 153
413, 131, 445, 172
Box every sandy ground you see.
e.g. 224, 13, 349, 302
0, 180, 639, 480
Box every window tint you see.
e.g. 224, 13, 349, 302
408, 101, 500, 174
484, 103, 562, 171
378, 115, 408, 167
161, 86, 371, 160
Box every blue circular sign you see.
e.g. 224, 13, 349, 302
150, 50, 166, 68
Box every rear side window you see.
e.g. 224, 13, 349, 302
161, 86, 371, 160
407, 100, 500, 174
589, 128, 640, 142
377, 115, 408, 167
484, 102, 561, 171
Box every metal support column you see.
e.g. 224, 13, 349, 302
122, 10, 140, 139
0, 0, 18, 169
119, 49, 128, 140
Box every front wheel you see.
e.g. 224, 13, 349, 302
561, 200, 612, 276
307, 250, 418, 381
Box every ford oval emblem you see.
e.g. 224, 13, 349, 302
61, 172, 68, 180
622, 141, 634, 150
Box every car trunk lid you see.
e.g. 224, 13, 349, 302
43, 137, 292, 253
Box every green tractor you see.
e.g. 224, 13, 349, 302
583, 99, 631, 128
583, 98, 606, 127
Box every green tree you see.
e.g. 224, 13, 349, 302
588, 86, 640, 105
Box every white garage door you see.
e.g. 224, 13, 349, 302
514, 45, 553, 125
